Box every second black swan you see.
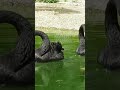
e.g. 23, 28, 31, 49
76, 24, 85, 56
98, 0, 120, 69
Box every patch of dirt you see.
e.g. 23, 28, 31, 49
35, 2, 85, 30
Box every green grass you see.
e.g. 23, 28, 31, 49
35, 27, 85, 90
35, 6, 80, 14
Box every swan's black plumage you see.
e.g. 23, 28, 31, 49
76, 24, 85, 55
35, 30, 64, 62
98, 0, 120, 69
0, 11, 34, 84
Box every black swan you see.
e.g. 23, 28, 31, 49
76, 24, 85, 55
98, 0, 120, 69
0, 11, 34, 84
35, 30, 64, 62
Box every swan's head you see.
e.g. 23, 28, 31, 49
51, 41, 64, 60
51, 42, 64, 53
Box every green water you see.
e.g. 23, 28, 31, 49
0, 14, 84, 90
35, 30, 85, 90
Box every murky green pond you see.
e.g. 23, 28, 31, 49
35, 28, 85, 90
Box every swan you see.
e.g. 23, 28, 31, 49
76, 24, 85, 56
98, 0, 120, 69
0, 10, 34, 84
35, 30, 64, 62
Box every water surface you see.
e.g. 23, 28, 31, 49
35, 29, 85, 90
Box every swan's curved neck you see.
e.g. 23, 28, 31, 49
0, 11, 32, 35
35, 30, 50, 56
0, 11, 34, 70
35, 30, 49, 42
105, 1, 120, 47
105, 1, 118, 26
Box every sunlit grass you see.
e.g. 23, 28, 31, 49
35, 6, 80, 14
35, 27, 78, 36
